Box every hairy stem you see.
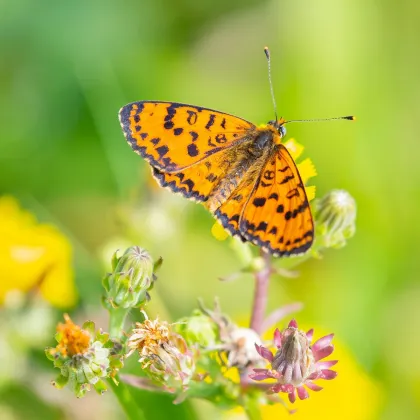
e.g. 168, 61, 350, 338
250, 251, 272, 334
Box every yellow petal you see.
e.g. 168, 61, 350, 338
305, 185, 316, 202
211, 222, 229, 241
297, 158, 317, 184
283, 138, 304, 160
0, 196, 77, 308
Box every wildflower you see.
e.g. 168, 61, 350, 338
126, 317, 195, 393
0, 196, 76, 308
314, 189, 356, 249
102, 246, 158, 310
45, 314, 116, 398
250, 319, 337, 403
283, 138, 317, 203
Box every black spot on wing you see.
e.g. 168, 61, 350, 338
205, 114, 216, 130
187, 143, 199, 157
156, 145, 169, 158
253, 197, 266, 207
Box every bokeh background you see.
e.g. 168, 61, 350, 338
1, 0, 420, 419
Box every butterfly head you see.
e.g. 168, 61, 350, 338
267, 118, 287, 138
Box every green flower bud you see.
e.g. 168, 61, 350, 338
175, 309, 218, 348
103, 246, 157, 310
314, 190, 356, 249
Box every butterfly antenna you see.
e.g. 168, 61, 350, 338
264, 47, 278, 122
285, 116, 356, 123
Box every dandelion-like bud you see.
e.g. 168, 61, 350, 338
250, 319, 338, 403
314, 189, 356, 249
103, 246, 158, 310
45, 314, 117, 398
174, 309, 218, 348
126, 318, 195, 393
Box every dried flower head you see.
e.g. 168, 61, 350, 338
45, 315, 117, 398
199, 299, 263, 368
250, 319, 338, 403
126, 317, 195, 393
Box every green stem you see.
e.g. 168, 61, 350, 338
243, 393, 263, 420
109, 377, 147, 420
109, 307, 130, 339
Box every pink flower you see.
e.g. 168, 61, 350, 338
249, 319, 338, 403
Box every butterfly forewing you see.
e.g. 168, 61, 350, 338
119, 101, 254, 172
239, 144, 314, 256
151, 146, 248, 203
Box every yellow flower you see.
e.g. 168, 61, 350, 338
0, 196, 77, 308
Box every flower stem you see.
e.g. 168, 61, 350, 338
109, 307, 130, 339
108, 377, 147, 420
243, 392, 263, 420
250, 251, 272, 334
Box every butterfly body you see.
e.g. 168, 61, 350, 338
119, 101, 314, 257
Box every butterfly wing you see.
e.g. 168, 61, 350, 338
151, 146, 244, 203
239, 144, 314, 256
119, 101, 255, 172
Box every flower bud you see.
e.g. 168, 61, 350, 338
126, 318, 195, 393
103, 246, 157, 310
45, 315, 116, 398
174, 309, 218, 348
314, 190, 356, 249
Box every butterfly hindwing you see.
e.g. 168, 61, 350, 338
119, 101, 255, 172
239, 144, 314, 256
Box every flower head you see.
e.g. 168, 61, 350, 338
0, 196, 77, 308
250, 319, 337, 403
126, 318, 195, 393
45, 314, 118, 397
103, 246, 158, 310
314, 189, 356, 249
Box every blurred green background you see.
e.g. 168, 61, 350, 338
1, 0, 420, 419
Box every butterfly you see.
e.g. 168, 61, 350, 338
119, 100, 315, 257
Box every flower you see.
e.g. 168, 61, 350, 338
314, 189, 356, 249
102, 246, 159, 310
0, 196, 77, 308
45, 314, 117, 398
228, 331, 381, 420
126, 317, 195, 393
250, 319, 337, 403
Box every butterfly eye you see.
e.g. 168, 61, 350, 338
279, 126, 287, 138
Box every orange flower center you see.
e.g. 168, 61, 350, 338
56, 314, 90, 357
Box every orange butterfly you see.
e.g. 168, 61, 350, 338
119, 49, 353, 257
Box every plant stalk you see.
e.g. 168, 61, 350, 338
250, 251, 272, 334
